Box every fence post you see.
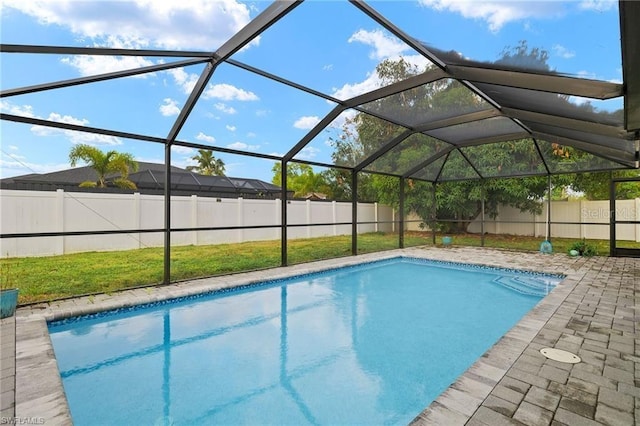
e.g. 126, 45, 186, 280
580, 199, 586, 239
636, 198, 640, 242
374, 202, 379, 233
275, 198, 281, 240
306, 199, 312, 238
134, 192, 141, 249
191, 195, 198, 245
332, 201, 337, 236
237, 197, 244, 243
56, 189, 64, 255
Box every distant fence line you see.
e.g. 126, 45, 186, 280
0, 189, 394, 258
407, 199, 640, 242
1, 190, 639, 258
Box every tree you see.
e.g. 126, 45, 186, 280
327, 45, 581, 233
271, 163, 331, 198
186, 149, 226, 176
572, 170, 640, 200
321, 42, 628, 231
69, 144, 138, 189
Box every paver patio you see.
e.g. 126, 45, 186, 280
1, 246, 638, 425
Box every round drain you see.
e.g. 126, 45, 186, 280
540, 347, 581, 363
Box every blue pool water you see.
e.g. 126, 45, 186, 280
49, 257, 563, 425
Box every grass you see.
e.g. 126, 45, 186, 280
1, 232, 633, 305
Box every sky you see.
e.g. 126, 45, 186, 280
0, 0, 623, 183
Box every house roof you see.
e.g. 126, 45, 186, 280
2, 162, 183, 185
1, 162, 283, 197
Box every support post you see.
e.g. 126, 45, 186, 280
399, 177, 405, 248
431, 182, 437, 245
281, 160, 288, 266
481, 183, 485, 247
609, 177, 616, 257
351, 170, 358, 255
163, 142, 171, 285
547, 174, 552, 242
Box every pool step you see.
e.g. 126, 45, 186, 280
493, 275, 556, 297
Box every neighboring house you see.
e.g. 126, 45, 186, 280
0, 162, 292, 199
303, 192, 328, 201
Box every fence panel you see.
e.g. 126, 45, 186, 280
2, 189, 636, 257
0, 190, 394, 257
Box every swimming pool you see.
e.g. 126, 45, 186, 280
49, 256, 563, 425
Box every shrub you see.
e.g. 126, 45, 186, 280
568, 239, 598, 257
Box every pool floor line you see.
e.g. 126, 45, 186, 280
10, 247, 639, 425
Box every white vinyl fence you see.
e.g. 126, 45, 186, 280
407, 199, 640, 242
0, 189, 394, 258
2, 189, 638, 258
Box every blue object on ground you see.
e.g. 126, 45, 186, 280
540, 240, 553, 254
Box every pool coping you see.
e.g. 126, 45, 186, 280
10, 247, 608, 424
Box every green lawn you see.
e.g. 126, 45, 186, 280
0, 232, 631, 305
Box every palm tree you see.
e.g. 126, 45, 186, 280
69, 144, 139, 189
186, 149, 226, 176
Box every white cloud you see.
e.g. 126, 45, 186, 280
331, 54, 431, 100
195, 132, 216, 143
227, 141, 260, 151
3, 0, 254, 51
8, 145, 19, 151
214, 103, 237, 114
576, 70, 597, 80
167, 67, 200, 94
579, 0, 616, 12
246, 132, 256, 138
0, 101, 35, 118
323, 64, 333, 71
419, 0, 565, 32
348, 29, 409, 60
159, 98, 181, 116
255, 109, 269, 117
296, 146, 320, 160
1, 102, 121, 145
328, 110, 357, 132
332, 72, 382, 100
31, 113, 122, 145
203, 83, 259, 101
568, 95, 590, 106
552, 44, 575, 59
294, 116, 320, 130
171, 145, 193, 155
0, 157, 70, 179
167, 70, 258, 102
226, 125, 236, 132
60, 35, 156, 76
